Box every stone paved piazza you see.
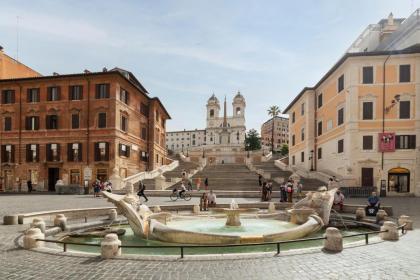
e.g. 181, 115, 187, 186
1, 194, 420, 280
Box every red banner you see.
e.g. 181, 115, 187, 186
378, 132, 395, 152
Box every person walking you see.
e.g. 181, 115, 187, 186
204, 177, 209, 191
267, 182, 273, 201
27, 180, 33, 193
258, 174, 263, 187
196, 177, 201, 191
286, 180, 294, 203
280, 183, 287, 202
261, 182, 268, 201
137, 181, 148, 202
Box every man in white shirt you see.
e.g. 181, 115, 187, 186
207, 190, 217, 206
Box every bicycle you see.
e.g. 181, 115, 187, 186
170, 191, 192, 201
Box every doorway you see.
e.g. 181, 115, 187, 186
48, 168, 59, 192
361, 168, 374, 187
388, 167, 410, 193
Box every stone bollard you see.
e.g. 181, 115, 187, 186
23, 228, 45, 249
101, 234, 121, 259
376, 210, 388, 223
53, 214, 67, 231
268, 202, 276, 213
323, 227, 343, 253
192, 205, 200, 214
355, 208, 366, 221
152, 205, 162, 213
380, 221, 399, 241
31, 218, 46, 233
3, 215, 18, 225
398, 215, 413, 231
108, 209, 117, 221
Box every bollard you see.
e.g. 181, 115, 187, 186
398, 215, 413, 231
192, 205, 200, 214
268, 202, 276, 213
3, 215, 18, 225
108, 209, 117, 221
323, 227, 343, 253
376, 209, 387, 224
101, 233, 121, 259
380, 221, 399, 241
53, 214, 67, 231
152, 205, 162, 213
31, 218, 46, 233
23, 228, 45, 249
355, 208, 366, 221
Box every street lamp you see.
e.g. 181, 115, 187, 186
309, 150, 314, 171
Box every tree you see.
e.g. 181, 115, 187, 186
267, 105, 281, 153
244, 129, 261, 151
280, 144, 289, 156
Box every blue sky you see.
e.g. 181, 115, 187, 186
0, 0, 418, 132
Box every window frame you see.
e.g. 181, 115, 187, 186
337, 107, 344, 126
337, 74, 344, 93
98, 112, 107, 128
399, 100, 410, 119
362, 101, 374, 120
69, 85, 83, 100
362, 135, 373, 150
399, 64, 411, 83
337, 139, 344, 153
362, 66, 374, 84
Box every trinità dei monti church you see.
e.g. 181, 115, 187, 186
166, 92, 248, 164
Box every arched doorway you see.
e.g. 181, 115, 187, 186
388, 167, 410, 193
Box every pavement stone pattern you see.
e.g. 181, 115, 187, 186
1, 194, 420, 280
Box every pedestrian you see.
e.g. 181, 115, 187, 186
280, 183, 287, 202
261, 182, 268, 201
267, 182, 273, 201
196, 177, 201, 191
297, 181, 303, 198
105, 181, 112, 193
208, 190, 217, 207
286, 180, 294, 203
258, 174, 263, 187
137, 181, 148, 202
27, 179, 32, 193
204, 177, 209, 191
93, 180, 100, 197
187, 180, 193, 191
200, 192, 209, 211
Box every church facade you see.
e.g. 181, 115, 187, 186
166, 92, 246, 152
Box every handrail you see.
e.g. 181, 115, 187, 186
35, 225, 406, 258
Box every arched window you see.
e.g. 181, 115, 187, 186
236, 107, 241, 115
210, 109, 214, 117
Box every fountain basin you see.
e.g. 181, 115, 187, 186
288, 208, 316, 225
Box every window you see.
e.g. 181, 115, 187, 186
140, 103, 149, 116
317, 147, 322, 159
25, 116, 39, 130
98, 113, 107, 128
362, 135, 373, 150
4, 117, 12, 131
69, 85, 83, 100
292, 155, 295, 165
71, 114, 79, 129
121, 115, 128, 132
301, 127, 305, 141
301, 151, 304, 162
399, 101, 410, 119
120, 89, 129, 104
292, 112, 295, 123
236, 107, 241, 115
338, 74, 344, 93
1, 90, 15, 104
210, 109, 214, 117
362, 102, 373, 120
67, 143, 82, 162
395, 135, 416, 149
46, 143, 60, 161
301, 103, 305, 116
1, 144, 15, 163
26, 144, 39, 162
46, 115, 59, 129
140, 151, 148, 162
27, 88, 40, 103
399, 65, 410, 83
95, 83, 110, 99
94, 142, 109, 161
70, 170, 81, 185
337, 108, 344, 126
362, 66, 373, 84
317, 121, 323, 136
338, 139, 344, 153
141, 127, 147, 140
119, 143, 130, 157
292, 135, 295, 146
317, 93, 323, 108
47, 86, 60, 101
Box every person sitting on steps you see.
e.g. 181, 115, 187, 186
365, 191, 380, 216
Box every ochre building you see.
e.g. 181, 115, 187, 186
261, 116, 289, 152
0, 66, 170, 191
284, 11, 420, 196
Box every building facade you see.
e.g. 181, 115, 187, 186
261, 116, 289, 152
284, 10, 420, 196
166, 92, 246, 153
0, 68, 170, 191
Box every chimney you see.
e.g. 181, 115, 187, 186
52, 72, 59, 76
84, 69, 91, 74
102, 67, 108, 72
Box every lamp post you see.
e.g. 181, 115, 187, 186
309, 150, 314, 171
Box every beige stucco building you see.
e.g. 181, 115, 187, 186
284, 10, 420, 196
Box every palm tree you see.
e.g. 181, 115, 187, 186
267, 106, 281, 153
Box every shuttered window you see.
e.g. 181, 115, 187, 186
4, 117, 12, 131
26, 144, 40, 162
317, 93, 323, 108
338, 74, 344, 93
317, 147, 322, 159
27, 88, 40, 103
69, 85, 83, 100
399, 65, 410, 83
71, 114, 79, 129
47, 86, 61, 101
396, 135, 416, 149
67, 143, 82, 162
317, 121, 323, 136
362, 66, 373, 84
337, 108, 344, 126
46, 143, 60, 161
362, 102, 373, 120
338, 139, 344, 153
118, 143, 130, 158
25, 116, 40, 130
46, 115, 59, 129
98, 113, 107, 128
399, 101, 410, 119
95, 84, 110, 99
94, 142, 109, 161
362, 135, 373, 150
1, 90, 15, 104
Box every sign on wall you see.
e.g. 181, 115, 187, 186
378, 132, 395, 152
83, 167, 92, 180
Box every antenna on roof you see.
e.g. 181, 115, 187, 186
16, 16, 20, 62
